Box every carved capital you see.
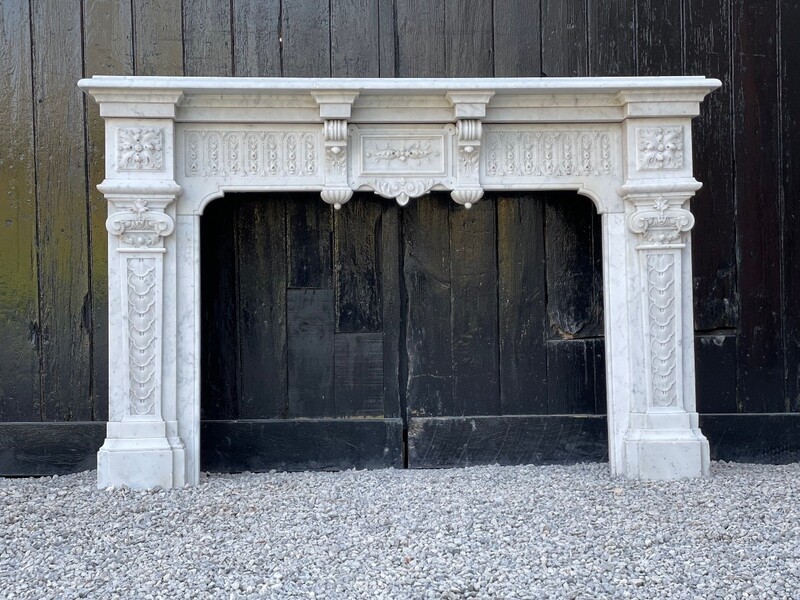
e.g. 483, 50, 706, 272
626, 196, 694, 247
106, 199, 175, 248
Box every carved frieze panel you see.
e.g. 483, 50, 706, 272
184, 128, 321, 178
636, 126, 684, 170
350, 125, 456, 205
117, 127, 164, 171
482, 128, 617, 180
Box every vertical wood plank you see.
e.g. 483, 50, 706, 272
133, 0, 183, 76
0, 0, 40, 421
382, 203, 402, 418
546, 339, 597, 414
183, 0, 232, 76
281, 0, 331, 77
497, 195, 548, 415
445, 0, 493, 77
782, 0, 800, 411
330, 0, 380, 77
334, 200, 383, 333
395, 0, 445, 77
287, 194, 332, 289
287, 289, 335, 418
446, 1, 498, 416
450, 200, 499, 416
635, 0, 684, 75
377, 0, 396, 77
587, 0, 635, 76
541, 0, 587, 76
236, 196, 287, 419
232, 0, 281, 77
31, 0, 91, 421
493, 0, 541, 77
733, 0, 784, 412
544, 196, 603, 339
83, 0, 134, 422
335, 333, 384, 416
685, 0, 737, 331
403, 195, 453, 417
695, 334, 737, 413
200, 200, 239, 419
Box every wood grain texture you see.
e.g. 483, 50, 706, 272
201, 418, 404, 472
183, 0, 232, 76
544, 195, 603, 339
733, 0, 784, 412
287, 194, 333, 289
377, 0, 396, 76
700, 415, 800, 464
381, 202, 402, 419
546, 339, 597, 414
407, 415, 608, 468
281, 0, 330, 77
335, 333, 384, 417
695, 333, 737, 414
685, 0, 737, 332
395, 0, 445, 77
0, 0, 40, 421
133, 0, 183, 76
450, 199, 499, 416
403, 195, 453, 417
587, 0, 634, 76
780, 0, 800, 412
445, 0, 493, 77
493, 0, 541, 77
541, 0, 587, 77
31, 0, 91, 421
0, 423, 105, 475
83, 0, 134, 422
635, 0, 683, 76
232, 0, 281, 77
330, 0, 380, 77
334, 199, 383, 333
287, 289, 335, 418
200, 200, 239, 419
497, 195, 547, 415
235, 196, 287, 419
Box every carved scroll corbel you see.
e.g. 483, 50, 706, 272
446, 91, 493, 209
321, 119, 352, 209
451, 119, 484, 209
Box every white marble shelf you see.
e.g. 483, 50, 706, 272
79, 76, 720, 489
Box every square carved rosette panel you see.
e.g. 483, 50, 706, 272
79, 76, 720, 488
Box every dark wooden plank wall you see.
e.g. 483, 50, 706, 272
1, 0, 799, 474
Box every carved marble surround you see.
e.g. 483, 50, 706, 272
79, 76, 720, 488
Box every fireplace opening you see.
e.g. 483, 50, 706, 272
199, 191, 606, 472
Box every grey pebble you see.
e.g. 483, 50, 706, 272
0, 461, 798, 599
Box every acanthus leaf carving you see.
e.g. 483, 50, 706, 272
636, 126, 684, 170
117, 127, 164, 171
484, 129, 616, 178
127, 256, 158, 416
627, 197, 694, 246
184, 129, 320, 178
646, 253, 678, 408
363, 177, 437, 206
106, 200, 175, 248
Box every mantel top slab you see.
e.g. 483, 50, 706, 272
79, 76, 720, 123
79, 75, 720, 96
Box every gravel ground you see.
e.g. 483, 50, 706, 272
1, 461, 798, 599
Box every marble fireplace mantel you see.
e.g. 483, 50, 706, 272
78, 76, 721, 489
